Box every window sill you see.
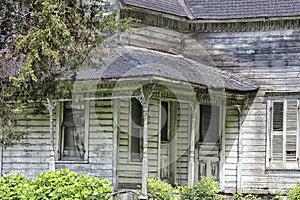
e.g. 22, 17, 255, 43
266, 168, 300, 176
128, 161, 142, 165
55, 160, 89, 164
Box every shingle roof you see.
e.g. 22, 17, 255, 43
78, 46, 258, 92
119, 0, 187, 17
120, 0, 300, 20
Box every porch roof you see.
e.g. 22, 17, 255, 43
78, 46, 258, 92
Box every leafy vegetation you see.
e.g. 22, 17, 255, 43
147, 177, 176, 200
0, 169, 113, 200
147, 176, 222, 200
0, 0, 133, 147
177, 177, 222, 200
288, 182, 300, 200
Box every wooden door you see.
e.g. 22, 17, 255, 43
198, 143, 220, 180
160, 142, 170, 180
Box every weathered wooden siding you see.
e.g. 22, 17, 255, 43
190, 29, 300, 193
117, 98, 159, 188
224, 107, 239, 193
116, 98, 134, 187
148, 99, 159, 177
122, 25, 183, 55
55, 100, 115, 182
176, 102, 190, 185
2, 100, 115, 183
2, 105, 49, 178
122, 25, 300, 193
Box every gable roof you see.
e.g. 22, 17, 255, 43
78, 46, 258, 92
120, 0, 300, 20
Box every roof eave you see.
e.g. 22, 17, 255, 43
121, 4, 300, 24
78, 74, 258, 93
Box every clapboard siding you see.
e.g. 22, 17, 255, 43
122, 25, 183, 55
2, 100, 115, 181
148, 99, 159, 175
117, 98, 134, 187
117, 98, 160, 188
2, 105, 50, 178
224, 107, 239, 193
121, 24, 300, 193
176, 102, 189, 185
56, 99, 114, 181
189, 29, 300, 193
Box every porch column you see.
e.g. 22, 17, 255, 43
236, 105, 243, 191
137, 87, 153, 198
44, 98, 57, 172
188, 104, 197, 186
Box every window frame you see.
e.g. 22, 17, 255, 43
199, 104, 221, 144
267, 98, 300, 170
55, 101, 89, 163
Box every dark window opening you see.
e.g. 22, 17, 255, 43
161, 101, 169, 141
200, 105, 220, 143
131, 98, 143, 161
273, 102, 283, 131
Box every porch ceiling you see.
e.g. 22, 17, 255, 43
77, 46, 258, 92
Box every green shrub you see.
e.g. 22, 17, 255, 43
0, 174, 33, 199
177, 177, 222, 200
147, 177, 176, 200
177, 184, 197, 200
288, 182, 300, 200
32, 169, 113, 200
0, 169, 113, 200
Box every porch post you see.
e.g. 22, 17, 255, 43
142, 100, 149, 197
44, 98, 57, 172
136, 87, 153, 198
236, 105, 243, 191
188, 104, 197, 186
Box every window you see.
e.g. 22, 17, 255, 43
199, 105, 220, 143
161, 101, 169, 141
56, 101, 88, 161
130, 98, 143, 162
268, 99, 299, 169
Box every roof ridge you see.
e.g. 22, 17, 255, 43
178, 0, 195, 19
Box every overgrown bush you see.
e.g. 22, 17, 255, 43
288, 182, 300, 200
177, 177, 222, 200
0, 169, 113, 200
147, 177, 176, 200
0, 174, 32, 199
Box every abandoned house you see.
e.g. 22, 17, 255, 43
1, 0, 300, 196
